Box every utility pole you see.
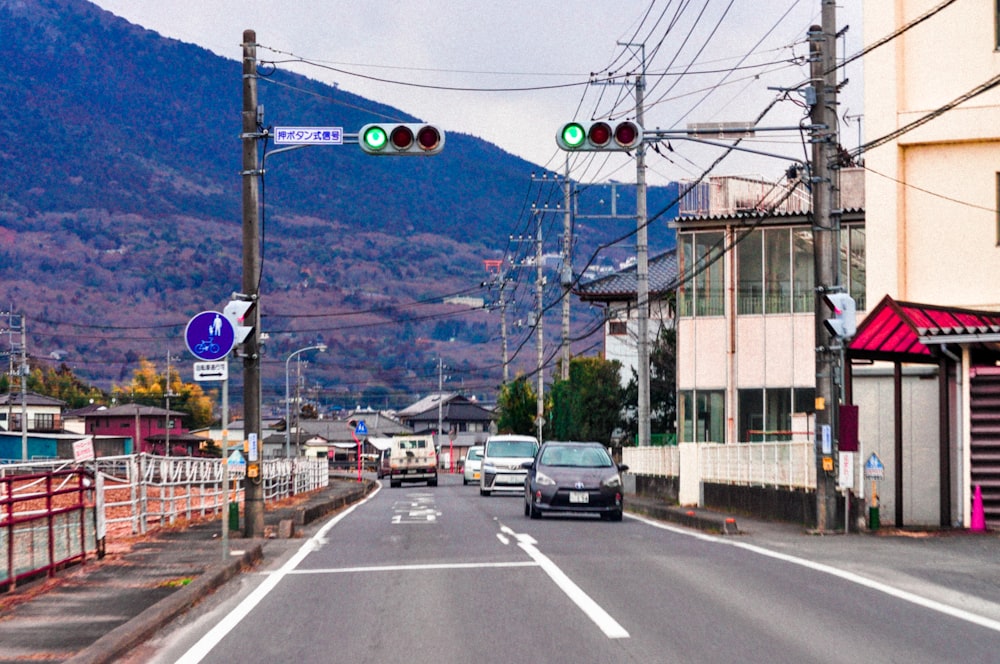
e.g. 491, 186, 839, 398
561, 160, 573, 381
810, 4, 841, 532
241, 29, 265, 538
534, 204, 545, 442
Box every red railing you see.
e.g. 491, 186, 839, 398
1, 468, 94, 591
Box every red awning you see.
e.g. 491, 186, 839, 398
849, 295, 1000, 363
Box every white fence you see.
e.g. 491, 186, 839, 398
623, 441, 816, 490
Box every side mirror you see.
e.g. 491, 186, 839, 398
618, 464, 630, 473
520, 460, 534, 469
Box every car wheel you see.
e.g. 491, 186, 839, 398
390, 479, 401, 488
524, 500, 530, 517
429, 477, 438, 487
480, 488, 491, 497
610, 508, 623, 522
529, 501, 541, 519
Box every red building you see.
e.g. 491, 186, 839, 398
84, 404, 202, 456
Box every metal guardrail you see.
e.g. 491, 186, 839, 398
1, 453, 329, 590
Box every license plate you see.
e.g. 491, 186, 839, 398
569, 491, 589, 504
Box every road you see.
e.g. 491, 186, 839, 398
135, 474, 1000, 663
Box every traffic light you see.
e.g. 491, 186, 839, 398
556, 120, 643, 151
359, 123, 445, 155
823, 292, 856, 339
223, 298, 255, 345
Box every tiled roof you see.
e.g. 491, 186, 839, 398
575, 249, 678, 301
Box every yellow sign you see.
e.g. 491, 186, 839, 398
815, 397, 826, 411
822, 456, 834, 472
247, 462, 260, 479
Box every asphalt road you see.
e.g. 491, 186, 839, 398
129, 474, 1000, 664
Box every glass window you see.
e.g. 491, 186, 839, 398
849, 226, 866, 311
737, 229, 763, 314
738, 389, 764, 442
695, 232, 725, 316
792, 229, 815, 313
793, 387, 816, 415
695, 390, 725, 442
765, 228, 791, 313
679, 390, 694, 441
766, 388, 792, 441
678, 235, 693, 317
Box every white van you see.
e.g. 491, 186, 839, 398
479, 434, 539, 496
388, 435, 438, 488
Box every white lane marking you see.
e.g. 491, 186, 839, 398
627, 512, 1000, 634
497, 532, 511, 545
517, 539, 630, 639
283, 561, 538, 574
174, 483, 383, 664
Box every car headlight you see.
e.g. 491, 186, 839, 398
601, 473, 622, 489
534, 471, 556, 486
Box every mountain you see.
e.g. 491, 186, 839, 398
0, 0, 677, 411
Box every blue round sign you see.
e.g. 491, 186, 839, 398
185, 311, 235, 361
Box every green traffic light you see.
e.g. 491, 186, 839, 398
362, 126, 388, 151
561, 123, 586, 149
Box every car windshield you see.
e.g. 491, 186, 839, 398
540, 445, 613, 468
467, 449, 482, 461
487, 441, 538, 458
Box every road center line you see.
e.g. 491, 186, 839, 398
517, 540, 630, 639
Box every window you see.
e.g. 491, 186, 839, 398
609, 320, 627, 336
840, 224, 867, 310
679, 389, 725, 442
679, 231, 725, 317
737, 229, 763, 314
765, 228, 791, 313
738, 387, 812, 442
792, 230, 815, 312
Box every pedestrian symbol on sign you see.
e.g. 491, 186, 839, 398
354, 420, 368, 437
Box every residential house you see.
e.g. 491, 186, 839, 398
83, 403, 202, 456
396, 393, 494, 467
576, 249, 679, 389
851, 1, 1000, 527
0, 391, 65, 434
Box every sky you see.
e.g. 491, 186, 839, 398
90, 1, 865, 187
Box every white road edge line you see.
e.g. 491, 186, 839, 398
627, 512, 1000, 634
517, 540, 631, 639
174, 482, 384, 664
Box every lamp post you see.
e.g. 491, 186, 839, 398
284, 344, 327, 459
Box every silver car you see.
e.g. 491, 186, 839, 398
462, 445, 484, 485
480, 434, 539, 496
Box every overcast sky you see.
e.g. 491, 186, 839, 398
91, 1, 864, 186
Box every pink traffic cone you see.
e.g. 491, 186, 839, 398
970, 485, 986, 532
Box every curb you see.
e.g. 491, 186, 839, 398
66, 544, 263, 664
627, 501, 740, 535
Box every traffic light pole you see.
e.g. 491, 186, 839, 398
241, 30, 265, 538
632, 44, 651, 449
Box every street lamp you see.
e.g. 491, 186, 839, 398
285, 344, 327, 459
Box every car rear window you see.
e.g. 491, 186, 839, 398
487, 441, 538, 458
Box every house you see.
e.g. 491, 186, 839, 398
83, 403, 201, 456
671, 170, 865, 445
0, 391, 65, 434
575, 249, 679, 388
396, 393, 494, 467
850, 1, 1000, 528
295, 413, 411, 462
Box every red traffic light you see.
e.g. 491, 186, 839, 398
390, 126, 414, 150
588, 122, 612, 147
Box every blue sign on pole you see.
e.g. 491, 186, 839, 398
185, 311, 235, 361
354, 420, 368, 437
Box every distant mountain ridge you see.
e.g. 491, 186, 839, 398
0, 0, 677, 408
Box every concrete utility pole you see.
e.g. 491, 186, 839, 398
810, 4, 841, 532
561, 160, 572, 381
535, 205, 545, 442
241, 29, 265, 538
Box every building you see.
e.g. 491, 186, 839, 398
83, 403, 200, 456
851, 1, 1000, 527
672, 170, 865, 445
0, 391, 65, 434
575, 249, 679, 388
396, 393, 494, 466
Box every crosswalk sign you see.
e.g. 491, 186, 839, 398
354, 420, 368, 436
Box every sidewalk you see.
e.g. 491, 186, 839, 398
0, 476, 375, 664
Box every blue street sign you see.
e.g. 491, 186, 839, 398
864, 452, 885, 480
185, 311, 235, 361
354, 420, 368, 437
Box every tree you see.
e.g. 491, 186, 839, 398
112, 357, 215, 429
1, 363, 106, 408
624, 325, 677, 444
495, 375, 539, 436
549, 357, 624, 445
